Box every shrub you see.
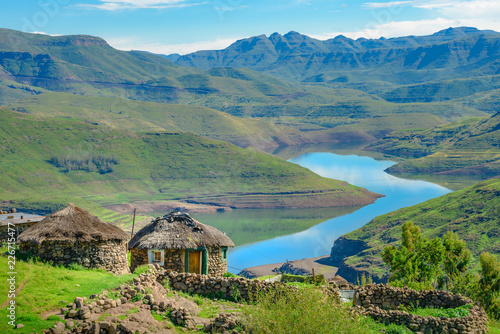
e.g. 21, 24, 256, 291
242, 286, 371, 334
223, 272, 238, 278
67, 263, 86, 271
131, 293, 144, 302
133, 265, 151, 275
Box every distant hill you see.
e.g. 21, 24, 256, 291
7, 91, 325, 150
176, 27, 500, 84
0, 107, 381, 218
175, 27, 500, 114
329, 178, 500, 283
366, 112, 500, 177
0, 28, 488, 137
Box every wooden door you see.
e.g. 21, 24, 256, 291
188, 250, 202, 274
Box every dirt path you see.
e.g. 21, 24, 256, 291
1, 278, 27, 308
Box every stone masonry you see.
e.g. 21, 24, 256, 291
354, 284, 489, 334
131, 247, 226, 276
20, 239, 129, 274
207, 247, 226, 277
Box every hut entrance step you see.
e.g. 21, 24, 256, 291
188, 250, 202, 274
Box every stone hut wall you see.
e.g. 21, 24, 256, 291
164, 249, 185, 273
354, 284, 488, 334
130, 247, 225, 275
20, 239, 129, 275
130, 248, 185, 273
207, 246, 226, 277
130, 248, 148, 272
0, 222, 38, 243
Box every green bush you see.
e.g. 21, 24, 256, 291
67, 263, 86, 271
223, 272, 238, 278
130, 293, 144, 302
133, 265, 151, 275
242, 286, 372, 334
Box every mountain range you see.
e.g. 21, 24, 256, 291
176, 27, 500, 113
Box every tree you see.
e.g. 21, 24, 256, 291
476, 252, 500, 318
382, 221, 445, 290
438, 231, 473, 294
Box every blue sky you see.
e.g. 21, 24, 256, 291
2, 0, 500, 54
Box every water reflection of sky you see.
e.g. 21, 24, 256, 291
228, 152, 451, 273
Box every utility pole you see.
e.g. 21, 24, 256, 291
130, 208, 136, 239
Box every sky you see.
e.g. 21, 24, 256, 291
1, 0, 500, 55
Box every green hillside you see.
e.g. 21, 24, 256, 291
366, 113, 500, 176
332, 178, 500, 282
7, 92, 321, 150
0, 107, 380, 219
0, 28, 488, 143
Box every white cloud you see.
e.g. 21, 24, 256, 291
107, 36, 241, 55
315, 0, 500, 41
363, 1, 417, 9
75, 0, 207, 10
310, 17, 500, 40
365, 0, 500, 17
425, 0, 500, 18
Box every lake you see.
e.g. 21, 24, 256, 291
223, 152, 450, 273
149, 152, 452, 273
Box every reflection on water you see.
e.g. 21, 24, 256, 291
191, 206, 362, 246
225, 152, 451, 273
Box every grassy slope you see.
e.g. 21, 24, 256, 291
8, 92, 315, 150
339, 178, 500, 280
0, 29, 490, 142
367, 113, 500, 176
0, 107, 380, 217
0, 250, 136, 333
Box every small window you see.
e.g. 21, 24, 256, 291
149, 249, 164, 265
221, 247, 228, 263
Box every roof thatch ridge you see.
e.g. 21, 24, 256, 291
129, 211, 234, 250
19, 203, 129, 244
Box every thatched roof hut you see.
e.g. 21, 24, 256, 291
129, 211, 234, 276
129, 212, 234, 250
19, 204, 130, 274
19, 203, 128, 243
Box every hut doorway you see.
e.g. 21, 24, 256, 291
188, 250, 202, 274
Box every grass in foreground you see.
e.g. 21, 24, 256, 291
241, 285, 409, 334
0, 248, 136, 333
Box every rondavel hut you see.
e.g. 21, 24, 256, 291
129, 211, 234, 276
19, 204, 130, 274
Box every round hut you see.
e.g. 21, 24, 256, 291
129, 211, 234, 276
19, 204, 129, 274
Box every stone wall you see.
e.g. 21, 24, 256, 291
207, 247, 226, 277
165, 249, 184, 273
20, 239, 129, 275
159, 269, 285, 301
0, 222, 37, 243
130, 248, 185, 273
130, 247, 225, 276
130, 248, 148, 272
354, 284, 488, 334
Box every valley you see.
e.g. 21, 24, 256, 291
1, 26, 499, 283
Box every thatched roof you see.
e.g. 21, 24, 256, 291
129, 211, 234, 250
19, 204, 129, 244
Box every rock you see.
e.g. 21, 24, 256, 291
66, 320, 74, 328
15, 324, 24, 329
173, 282, 188, 290
74, 297, 85, 309
50, 321, 65, 334
67, 309, 78, 318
